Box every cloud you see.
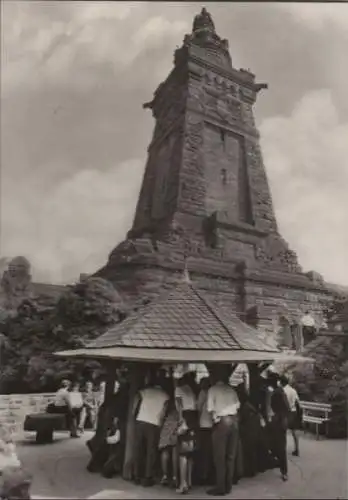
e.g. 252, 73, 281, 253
260, 89, 348, 285
1, 159, 144, 283
1, 2, 347, 286
280, 3, 348, 31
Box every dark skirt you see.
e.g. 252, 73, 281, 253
288, 410, 299, 430
182, 410, 198, 430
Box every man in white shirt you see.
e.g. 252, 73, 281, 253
206, 368, 240, 496
132, 373, 169, 487
280, 374, 301, 456
66, 382, 84, 438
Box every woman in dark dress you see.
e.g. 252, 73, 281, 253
86, 379, 129, 475
266, 372, 291, 481
236, 384, 262, 478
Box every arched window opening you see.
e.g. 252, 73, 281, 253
301, 311, 317, 346
277, 316, 293, 350
290, 323, 303, 351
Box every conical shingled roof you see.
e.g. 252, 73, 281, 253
85, 282, 278, 353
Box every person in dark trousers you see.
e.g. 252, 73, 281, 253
132, 373, 169, 487
267, 371, 291, 481
86, 416, 124, 478
206, 367, 240, 496
280, 374, 301, 456
247, 375, 276, 473
86, 377, 129, 473
236, 383, 262, 478
48, 379, 71, 426
197, 377, 214, 486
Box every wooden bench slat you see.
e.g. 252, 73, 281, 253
300, 400, 332, 410
303, 416, 329, 424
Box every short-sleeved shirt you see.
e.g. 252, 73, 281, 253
283, 384, 299, 412
207, 382, 240, 422
136, 387, 169, 427
67, 391, 83, 409
175, 385, 197, 411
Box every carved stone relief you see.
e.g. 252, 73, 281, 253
203, 89, 242, 125
204, 71, 238, 97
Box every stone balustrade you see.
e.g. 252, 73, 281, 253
0, 393, 55, 440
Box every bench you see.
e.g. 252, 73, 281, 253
23, 403, 96, 444
300, 400, 332, 440
23, 412, 67, 444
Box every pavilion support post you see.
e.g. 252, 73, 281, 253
123, 363, 144, 480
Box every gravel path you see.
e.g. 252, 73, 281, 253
17, 431, 347, 499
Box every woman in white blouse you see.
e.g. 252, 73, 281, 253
174, 372, 198, 424
174, 370, 198, 493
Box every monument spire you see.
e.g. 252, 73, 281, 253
95, 9, 333, 359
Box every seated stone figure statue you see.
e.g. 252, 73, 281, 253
0, 429, 32, 500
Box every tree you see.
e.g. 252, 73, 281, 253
0, 277, 127, 394
291, 332, 348, 438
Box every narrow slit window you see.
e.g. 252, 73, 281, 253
220, 128, 225, 146
221, 168, 227, 185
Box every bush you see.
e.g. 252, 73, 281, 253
0, 278, 126, 394
292, 334, 347, 438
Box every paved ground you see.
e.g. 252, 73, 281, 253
17, 431, 347, 499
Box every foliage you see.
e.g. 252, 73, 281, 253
0, 277, 126, 394
291, 333, 348, 438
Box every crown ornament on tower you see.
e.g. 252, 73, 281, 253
192, 7, 216, 35
175, 7, 230, 67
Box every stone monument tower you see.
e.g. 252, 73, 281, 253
95, 8, 333, 349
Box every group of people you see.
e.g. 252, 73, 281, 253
50, 379, 109, 438
84, 364, 302, 497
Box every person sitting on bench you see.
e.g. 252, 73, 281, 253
49, 379, 71, 423
50, 379, 83, 438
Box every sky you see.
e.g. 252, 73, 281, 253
1, 1, 348, 285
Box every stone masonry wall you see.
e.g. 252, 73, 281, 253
0, 393, 55, 441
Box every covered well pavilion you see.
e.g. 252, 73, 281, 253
55, 278, 312, 479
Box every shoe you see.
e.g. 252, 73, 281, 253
133, 477, 141, 485
142, 478, 155, 487
207, 488, 226, 496
86, 464, 100, 473
292, 450, 299, 457
281, 474, 288, 482
102, 471, 114, 479
176, 485, 189, 495
160, 476, 169, 486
